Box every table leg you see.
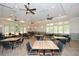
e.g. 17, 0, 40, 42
12, 42, 14, 50
51, 50, 55, 56
43, 50, 45, 55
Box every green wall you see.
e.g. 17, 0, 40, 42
70, 33, 79, 40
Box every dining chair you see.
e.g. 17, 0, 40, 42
53, 41, 64, 56
26, 42, 38, 55
16, 37, 24, 45
0, 33, 5, 40
19, 33, 22, 36
1, 41, 14, 53
66, 36, 71, 47
2, 42, 13, 49
59, 39, 67, 45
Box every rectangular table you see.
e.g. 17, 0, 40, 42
32, 40, 59, 55
35, 35, 43, 37
0, 37, 20, 49
54, 36, 68, 40
35, 35, 44, 40
0, 37, 20, 42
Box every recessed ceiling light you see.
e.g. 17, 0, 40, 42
7, 18, 13, 21
15, 5, 18, 8
51, 6, 55, 9
41, 26, 43, 28
28, 26, 30, 28
59, 15, 67, 18
10, 14, 14, 16
20, 20, 25, 23
0, 25, 2, 27
27, 11, 30, 13
58, 14, 62, 16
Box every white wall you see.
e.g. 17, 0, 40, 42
70, 17, 79, 40
0, 27, 2, 33
70, 17, 79, 33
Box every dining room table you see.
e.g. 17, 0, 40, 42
32, 40, 59, 55
53, 36, 68, 40
0, 37, 20, 42
35, 35, 44, 40
0, 37, 20, 49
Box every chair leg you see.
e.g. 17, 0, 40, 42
66, 42, 71, 47
59, 50, 61, 56
68, 42, 71, 47
2, 46, 4, 54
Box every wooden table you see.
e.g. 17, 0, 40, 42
0, 38, 20, 42
0, 37, 20, 49
54, 36, 68, 40
35, 35, 44, 40
32, 40, 59, 55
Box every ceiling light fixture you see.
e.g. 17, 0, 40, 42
7, 18, 13, 21
51, 6, 55, 9
20, 20, 25, 23
15, 5, 18, 8
0, 25, 2, 27
58, 14, 62, 17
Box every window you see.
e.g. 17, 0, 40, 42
63, 21, 69, 34
53, 25, 58, 33
46, 21, 70, 34
46, 27, 50, 33
24, 27, 27, 33
58, 25, 63, 33
46, 23, 53, 33
50, 26, 53, 33
4, 25, 9, 35
4, 22, 27, 35
58, 22, 63, 33
63, 25, 69, 34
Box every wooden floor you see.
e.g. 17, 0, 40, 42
0, 37, 79, 56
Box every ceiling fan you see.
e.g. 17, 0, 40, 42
24, 3, 36, 14
46, 14, 53, 20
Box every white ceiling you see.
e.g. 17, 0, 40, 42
0, 3, 79, 21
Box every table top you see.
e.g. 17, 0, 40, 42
54, 36, 68, 39
32, 40, 59, 50
0, 37, 20, 42
35, 34, 43, 36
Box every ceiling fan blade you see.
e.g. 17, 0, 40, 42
30, 8, 36, 11
29, 9, 35, 14
19, 8, 26, 11
24, 5, 28, 9
26, 12, 28, 14
24, 3, 36, 15
27, 8, 35, 14
47, 17, 53, 20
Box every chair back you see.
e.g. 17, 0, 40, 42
2, 42, 12, 49
22, 38, 24, 42
64, 35, 71, 43
16, 37, 24, 44
26, 42, 32, 52
67, 37, 71, 42
59, 39, 67, 44
0, 33, 4, 40
57, 41, 64, 52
